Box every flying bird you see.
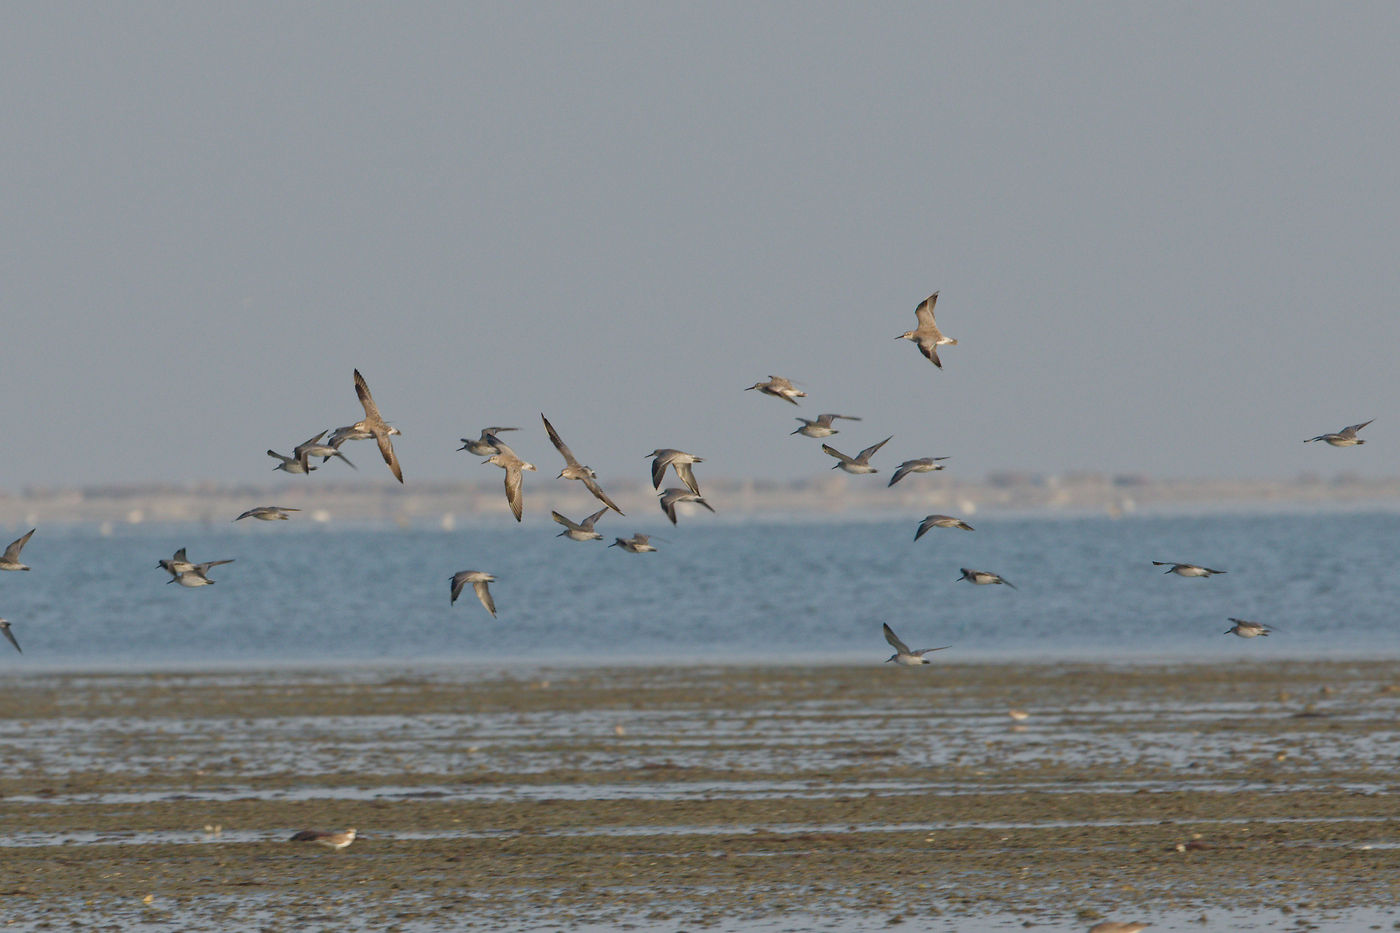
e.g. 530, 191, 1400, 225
958, 568, 1016, 589
1153, 561, 1226, 577
267, 449, 316, 474
459, 427, 520, 457
552, 507, 610, 542
541, 414, 624, 515
646, 449, 704, 495
348, 369, 404, 483
450, 570, 497, 617
1225, 618, 1272, 638
0, 529, 35, 571
745, 375, 806, 405
896, 291, 958, 368
483, 434, 535, 522
821, 436, 892, 474
791, 413, 861, 438
234, 506, 300, 522
609, 533, 658, 553
659, 487, 715, 525
888, 457, 950, 487
1304, 419, 1373, 447
882, 623, 949, 666
915, 514, 974, 540
293, 430, 356, 470
0, 618, 20, 654
158, 548, 234, 586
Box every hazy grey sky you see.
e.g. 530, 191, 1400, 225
3, 3, 1397, 490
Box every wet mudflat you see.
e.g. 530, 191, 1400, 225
1, 660, 1399, 931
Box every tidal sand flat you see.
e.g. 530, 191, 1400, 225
1, 661, 1399, 931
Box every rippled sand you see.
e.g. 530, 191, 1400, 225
1, 661, 1399, 930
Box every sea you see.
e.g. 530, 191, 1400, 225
1, 506, 1396, 671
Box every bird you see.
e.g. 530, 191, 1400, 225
158, 549, 234, 585
0, 529, 35, 571
541, 414, 624, 515
915, 514, 974, 540
1304, 419, 1373, 446
1153, 561, 1226, 577
646, 449, 704, 495
459, 427, 520, 457
552, 507, 610, 542
234, 506, 300, 522
745, 375, 806, 405
346, 369, 404, 483
609, 533, 658, 553
659, 487, 714, 525
293, 430, 356, 470
1088, 923, 1150, 933
791, 413, 861, 438
821, 436, 892, 474
896, 291, 958, 368
290, 828, 357, 851
883, 623, 949, 666
0, 618, 20, 654
450, 570, 497, 616
888, 457, 950, 487
170, 566, 227, 587
959, 568, 1016, 589
483, 434, 536, 522
1225, 618, 1271, 638
267, 449, 316, 474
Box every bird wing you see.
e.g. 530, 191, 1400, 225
3, 529, 35, 562
294, 430, 328, 454
914, 646, 951, 655
504, 467, 525, 522
650, 456, 667, 489
918, 338, 943, 368
541, 414, 580, 466
581, 507, 610, 530
353, 369, 383, 422
857, 436, 893, 463
1341, 419, 1374, 436
882, 623, 910, 653
820, 444, 851, 463
473, 580, 497, 617
550, 511, 578, 530
450, 573, 466, 604
914, 517, 934, 540
235, 509, 256, 521
676, 461, 702, 496
0, 622, 20, 654
913, 291, 939, 328
660, 494, 678, 524
375, 431, 404, 483
581, 473, 625, 515
889, 463, 914, 487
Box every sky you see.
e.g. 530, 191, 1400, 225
2, 3, 1398, 491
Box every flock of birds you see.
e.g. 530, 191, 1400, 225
0, 292, 1375, 660
0, 294, 1374, 931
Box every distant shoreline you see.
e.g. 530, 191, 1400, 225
3, 473, 1400, 527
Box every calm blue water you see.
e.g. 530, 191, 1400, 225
0, 509, 1396, 670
